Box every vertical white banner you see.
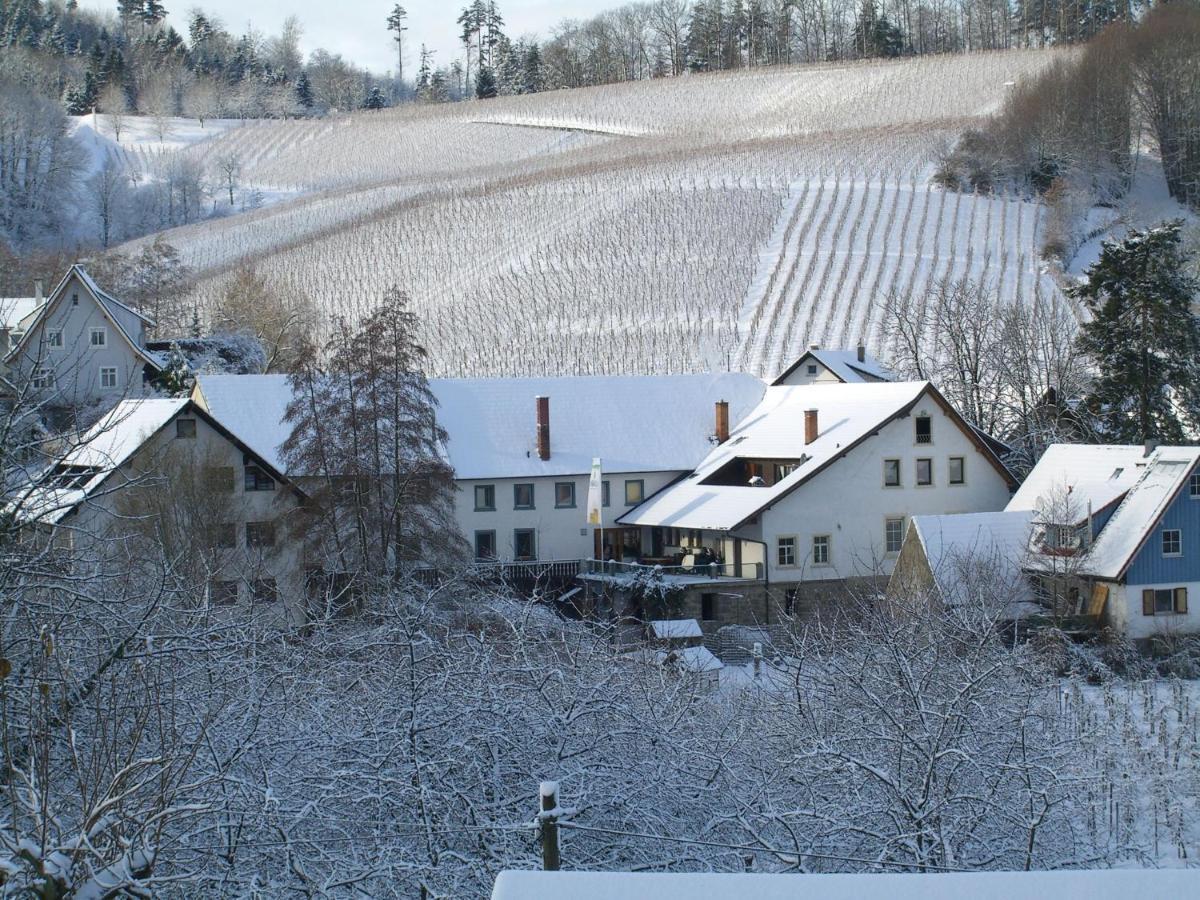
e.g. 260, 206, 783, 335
586, 457, 603, 526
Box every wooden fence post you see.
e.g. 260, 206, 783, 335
539, 781, 561, 871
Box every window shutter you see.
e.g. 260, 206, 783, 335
1175, 587, 1188, 614
1142, 589, 1155, 616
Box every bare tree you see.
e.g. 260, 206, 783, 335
99, 82, 128, 142
216, 153, 241, 206
86, 157, 131, 248
211, 264, 317, 373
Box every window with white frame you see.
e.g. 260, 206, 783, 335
31, 368, 54, 388
89, 327, 106, 347
1162, 529, 1182, 557
46, 330, 63, 348
777, 536, 796, 566
99, 366, 118, 389
885, 517, 905, 554
812, 535, 830, 565
1190, 472, 1200, 498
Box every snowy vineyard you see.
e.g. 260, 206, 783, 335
113, 47, 1076, 379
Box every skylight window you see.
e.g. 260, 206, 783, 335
48, 464, 101, 489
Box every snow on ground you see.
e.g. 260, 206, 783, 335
1067, 154, 1198, 279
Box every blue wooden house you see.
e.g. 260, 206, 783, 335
1016, 444, 1200, 639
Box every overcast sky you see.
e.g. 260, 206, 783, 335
76, 1, 604, 75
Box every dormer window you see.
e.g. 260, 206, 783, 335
1041, 523, 1083, 555
915, 415, 932, 444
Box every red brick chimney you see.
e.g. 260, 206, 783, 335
715, 400, 730, 443
536, 396, 550, 461
804, 408, 818, 445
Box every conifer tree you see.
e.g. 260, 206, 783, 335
1074, 221, 1200, 442
363, 85, 386, 109
522, 42, 543, 93
282, 288, 460, 592
386, 4, 407, 83
294, 71, 314, 109
474, 64, 497, 99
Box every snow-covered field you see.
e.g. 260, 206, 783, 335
110, 49, 1076, 377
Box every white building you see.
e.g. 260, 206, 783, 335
613, 380, 1016, 625
192, 372, 766, 565
11, 398, 309, 623
3, 267, 162, 407
771, 344, 893, 386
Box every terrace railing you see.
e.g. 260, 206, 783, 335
581, 559, 764, 581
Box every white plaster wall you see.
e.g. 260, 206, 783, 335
454, 471, 684, 561
758, 396, 1013, 583
1113, 582, 1200, 640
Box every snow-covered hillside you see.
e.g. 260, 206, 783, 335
115, 49, 1074, 378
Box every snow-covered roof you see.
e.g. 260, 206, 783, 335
491, 868, 1200, 900
11, 397, 304, 526
194, 374, 294, 471
772, 348, 893, 385
649, 619, 703, 639
1007, 444, 1148, 519
620, 381, 1000, 532
10, 399, 189, 525
658, 644, 724, 673
909, 509, 1035, 609
0, 298, 44, 331
196, 372, 768, 480
431, 374, 766, 479
1075, 446, 1200, 580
